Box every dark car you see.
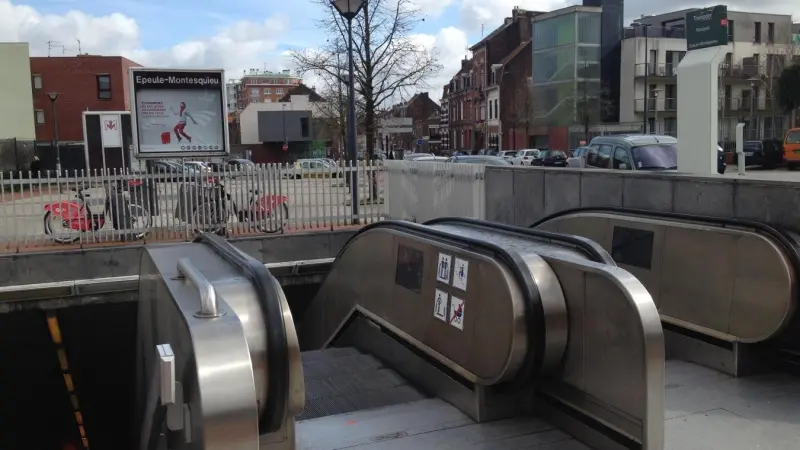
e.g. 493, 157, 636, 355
447, 155, 512, 166
532, 150, 568, 167
737, 140, 782, 169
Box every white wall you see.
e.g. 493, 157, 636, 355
0, 43, 35, 140
240, 95, 334, 144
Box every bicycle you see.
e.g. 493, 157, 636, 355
190, 178, 289, 235
43, 181, 152, 244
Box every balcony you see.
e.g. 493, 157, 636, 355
634, 98, 678, 113
719, 96, 779, 116
634, 63, 679, 78
718, 64, 771, 80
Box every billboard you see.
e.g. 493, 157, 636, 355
129, 68, 229, 159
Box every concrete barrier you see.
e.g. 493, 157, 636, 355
0, 229, 356, 286
485, 166, 800, 230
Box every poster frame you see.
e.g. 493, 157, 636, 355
82, 110, 130, 172
128, 67, 230, 160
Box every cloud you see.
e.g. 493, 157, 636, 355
410, 27, 470, 101
0, 0, 292, 80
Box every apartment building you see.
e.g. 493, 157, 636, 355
620, 9, 799, 140
235, 69, 302, 109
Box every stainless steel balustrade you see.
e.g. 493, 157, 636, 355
135, 219, 665, 450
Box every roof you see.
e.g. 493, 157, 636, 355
469, 21, 511, 51
499, 40, 531, 66
277, 83, 325, 102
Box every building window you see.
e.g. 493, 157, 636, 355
277, 88, 283, 94
754, 22, 761, 43
300, 117, 309, 137
494, 100, 498, 118
727, 20, 735, 41
251, 88, 260, 96
767, 23, 775, 43
35, 109, 45, 124
32, 74, 42, 90
97, 75, 111, 99
264, 88, 271, 94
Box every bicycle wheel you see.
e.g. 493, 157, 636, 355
43, 211, 81, 244
128, 204, 152, 240
193, 201, 226, 235
258, 203, 289, 234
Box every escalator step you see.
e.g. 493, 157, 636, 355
298, 347, 428, 421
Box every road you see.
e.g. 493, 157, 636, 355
721, 165, 800, 181
0, 176, 386, 252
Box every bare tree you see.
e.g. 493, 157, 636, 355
290, 0, 442, 157
505, 79, 536, 149
312, 65, 367, 156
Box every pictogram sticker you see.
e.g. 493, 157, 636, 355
449, 296, 465, 330
436, 253, 452, 283
452, 258, 468, 291
433, 289, 449, 322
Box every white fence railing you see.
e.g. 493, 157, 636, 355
0, 161, 386, 253
385, 160, 485, 222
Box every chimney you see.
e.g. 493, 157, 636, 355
461, 59, 470, 70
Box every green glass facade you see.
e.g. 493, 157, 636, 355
532, 10, 602, 127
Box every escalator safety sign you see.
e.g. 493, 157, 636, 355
434, 289, 449, 322
436, 253, 452, 283
452, 258, 468, 291
449, 296, 465, 330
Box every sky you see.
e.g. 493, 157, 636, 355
1, 0, 798, 103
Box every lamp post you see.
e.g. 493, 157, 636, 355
47, 92, 61, 175
281, 103, 288, 147
331, 0, 365, 222
652, 89, 662, 134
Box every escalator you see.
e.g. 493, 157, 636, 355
531, 207, 800, 376
135, 219, 664, 449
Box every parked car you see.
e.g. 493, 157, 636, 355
532, 150, 568, 167
184, 161, 211, 172
737, 140, 782, 169
584, 135, 678, 171
567, 147, 590, 167
413, 156, 449, 162
497, 150, 518, 162
447, 155, 511, 166
403, 152, 435, 160
783, 128, 800, 170
510, 149, 541, 166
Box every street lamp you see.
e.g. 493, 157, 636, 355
47, 92, 61, 175
331, 0, 365, 222
652, 89, 662, 134
281, 103, 288, 147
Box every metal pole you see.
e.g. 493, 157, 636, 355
749, 83, 755, 140
51, 99, 61, 175
643, 25, 649, 133
282, 104, 287, 144
346, 17, 359, 220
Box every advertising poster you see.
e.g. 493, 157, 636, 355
129, 68, 229, 158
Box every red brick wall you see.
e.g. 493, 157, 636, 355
30, 56, 139, 142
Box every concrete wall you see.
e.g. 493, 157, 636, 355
484, 166, 800, 231
0, 230, 356, 287
0, 43, 35, 141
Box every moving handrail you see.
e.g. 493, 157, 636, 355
323, 220, 550, 381
193, 233, 290, 434
177, 258, 221, 318
425, 217, 615, 265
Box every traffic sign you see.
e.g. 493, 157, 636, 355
417, 139, 424, 145
282, 143, 288, 151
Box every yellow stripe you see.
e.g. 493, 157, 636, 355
47, 314, 89, 449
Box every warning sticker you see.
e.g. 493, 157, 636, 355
436, 253, 452, 284
433, 289, 449, 322
449, 296, 465, 330
452, 258, 468, 291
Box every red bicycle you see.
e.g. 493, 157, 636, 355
43, 181, 152, 244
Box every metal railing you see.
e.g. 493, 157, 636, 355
0, 161, 386, 253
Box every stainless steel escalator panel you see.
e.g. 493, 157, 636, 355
537, 211, 796, 344
301, 227, 530, 386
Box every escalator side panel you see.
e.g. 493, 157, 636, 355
538, 258, 665, 449
301, 227, 530, 386
137, 244, 261, 449
537, 211, 796, 344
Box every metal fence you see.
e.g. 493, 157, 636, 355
385, 160, 485, 222
0, 161, 386, 253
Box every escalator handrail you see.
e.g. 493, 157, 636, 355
332, 220, 546, 383
194, 232, 289, 434
424, 216, 615, 265
531, 206, 800, 308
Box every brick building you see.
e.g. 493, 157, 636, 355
234, 69, 302, 110
445, 7, 540, 152
440, 85, 450, 150
387, 92, 440, 151
30, 55, 140, 142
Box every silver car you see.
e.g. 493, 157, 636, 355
566, 147, 590, 168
